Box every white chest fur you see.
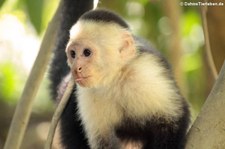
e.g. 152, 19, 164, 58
76, 87, 123, 147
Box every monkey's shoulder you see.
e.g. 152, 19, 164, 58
122, 53, 170, 85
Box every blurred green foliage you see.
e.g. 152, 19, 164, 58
0, 0, 58, 34
0, 63, 21, 103
25, 0, 44, 34
0, 0, 58, 105
0, 0, 6, 8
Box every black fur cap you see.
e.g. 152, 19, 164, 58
80, 9, 130, 29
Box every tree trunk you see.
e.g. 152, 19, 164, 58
185, 61, 225, 149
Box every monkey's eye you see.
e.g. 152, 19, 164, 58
70, 50, 76, 58
83, 48, 92, 57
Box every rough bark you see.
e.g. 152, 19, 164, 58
185, 61, 225, 149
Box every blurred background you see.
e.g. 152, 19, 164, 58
0, 0, 224, 148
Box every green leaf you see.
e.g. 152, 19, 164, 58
25, 0, 44, 34
0, 0, 6, 9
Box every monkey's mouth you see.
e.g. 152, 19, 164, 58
75, 76, 91, 83
75, 76, 92, 87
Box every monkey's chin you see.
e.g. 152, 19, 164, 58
75, 77, 92, 88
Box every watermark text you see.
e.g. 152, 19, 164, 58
180, 1, 224, 7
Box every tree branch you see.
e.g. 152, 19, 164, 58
44, 76, 74, 149
201, 0, 218, 80
3, 1, 62, 149
163, 0, 185, 92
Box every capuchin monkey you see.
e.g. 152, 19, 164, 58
49, 0, 190, 149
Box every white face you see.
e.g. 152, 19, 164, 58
66, 20, 136, 88
66, 42, 96, 87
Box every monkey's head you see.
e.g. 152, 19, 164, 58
66, 9, 136, 88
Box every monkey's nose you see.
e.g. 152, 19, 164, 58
77, 67, 82, 72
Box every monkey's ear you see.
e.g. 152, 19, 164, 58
119, 31, 136, 60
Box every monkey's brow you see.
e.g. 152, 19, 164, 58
69, 41, 81, 46
69, 39, 93, 48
